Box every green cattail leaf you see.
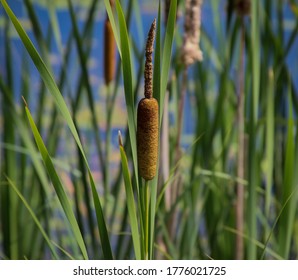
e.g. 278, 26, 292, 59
114, 0, 139, 188
159, 0, 177, 123
264, 70, 274, 220
247, 0, 261, 259
153, 2, 161, 112
103, 0, 121, 56
119, 135, 141, 260
278, 81, 296, 259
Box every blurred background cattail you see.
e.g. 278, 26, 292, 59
104, 0, 116, 85
181, 0, 203, 66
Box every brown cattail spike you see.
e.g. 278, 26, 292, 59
137, 98, 159, 180
137, 19, 159, 181
144, 19, 156, 99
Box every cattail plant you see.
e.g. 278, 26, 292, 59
104, 0, 116, 85
136, 19, 158, 260
137, 19, 158, 181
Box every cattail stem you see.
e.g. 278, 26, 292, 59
236, 19, 246, 260
144, 180, 150, 260
176, 67, 188, 151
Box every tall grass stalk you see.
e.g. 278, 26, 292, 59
278, 81, 296, 258
235, 18, 245, 260
247, 0, 260, 259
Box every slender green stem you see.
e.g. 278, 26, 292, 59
248, 0, 260, 260
144, 180, 150, 260
104, 83, 113, 214
236, 19, 245, 260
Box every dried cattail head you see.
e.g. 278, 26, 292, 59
144, 19, 156, 99
181, 0, 203, 66
104, 2, 116, 85
137, 19, 159, 181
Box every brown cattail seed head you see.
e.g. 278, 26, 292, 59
181, 0, 203, 66
137, 98, 159, 180
137, 19, 159, 181
104, 15, 116, 85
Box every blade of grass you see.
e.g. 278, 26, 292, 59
225, 226, 283, 260
158, 0, 177, 122
261, 187, 297, 260
118, 132, 141, 260
47, 0, 73, 102
74, 142, 98, 258
153, 2, 161, 113
52, 241, 75, 260
3, 17, 18, 259
247, 0, 261, 259
103, 0, 121, 55
0, 75, 52, 202
47, 1, 63, 58
264, 69, 274, 223
278, 81, 296, 259
114, 0, 139, 189
132, 0, 144, 44
23, 0, 51, 67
